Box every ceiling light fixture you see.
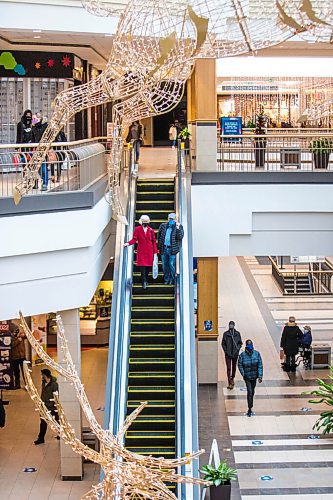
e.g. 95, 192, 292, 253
33, 29, 42, 33
105, 33, 112, 37
34, 35, 41, 39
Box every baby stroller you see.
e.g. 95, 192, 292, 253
296, 326, 312, 370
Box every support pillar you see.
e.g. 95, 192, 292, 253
187, 59, 217, 171
57, 308, 83, 480
197, 257, 219, 384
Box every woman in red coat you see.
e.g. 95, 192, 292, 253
124, 214, 157, 289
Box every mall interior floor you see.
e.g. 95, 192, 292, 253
199, 257, 333, 500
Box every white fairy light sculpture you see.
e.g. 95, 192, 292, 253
13, 0, 333, 217
19, 311, 207, 499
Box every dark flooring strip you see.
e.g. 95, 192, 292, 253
230, 433, 324, 440
224, 394, 317, 399
227, 410, 322, 416
241, 487, 333, 495
234, 444, 333, 451
237, 461, 333, 469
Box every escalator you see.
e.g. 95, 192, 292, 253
105, 149, 200, 498
125, 178, 177, 459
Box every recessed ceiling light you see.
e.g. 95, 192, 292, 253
33, 29, 42, 33
105, 34, 112, 37
34, 35, 41, 39
307, 40, 316, 44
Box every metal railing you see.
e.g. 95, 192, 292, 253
0, 137, 120, 197
270, 257, 333, 295
176, 141, 200, 499
217, 133, 333, 172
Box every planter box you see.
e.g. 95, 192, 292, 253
313, 152, 330, 169
210, 483, 231, 500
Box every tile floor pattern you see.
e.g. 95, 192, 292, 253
198, 257, 333, 500
0, 347, 108, 500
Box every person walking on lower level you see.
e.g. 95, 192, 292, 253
280, 316, 303, 373
222, 321, 242, 390
158, 213, 184, 285
238, 339, 263, 417
34, 369, 59, 445
169, 124, 177, 148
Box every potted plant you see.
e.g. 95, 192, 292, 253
254, 106, 267, 168
178, 127, 191, 149
199, 461, 237, 500
309, 138, 332, 169
306, 366, 333, 434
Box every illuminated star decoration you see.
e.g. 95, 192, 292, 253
47, 58, 55, 68
61, 55, 71, 67
35, 62, 41, 70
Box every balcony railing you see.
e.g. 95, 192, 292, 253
0, 137, 120, 198
218, 132, 333, 172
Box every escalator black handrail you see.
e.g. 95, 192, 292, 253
176, 142, 200, 499
104, 149, 137, 436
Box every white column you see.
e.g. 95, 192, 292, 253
57, 308, 83, 480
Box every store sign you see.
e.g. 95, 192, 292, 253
221, 117, 242, 143
219, 84, 279, 92
31, 315, 47, 366
0, 50, 75, 78
0, 325, 14, 390
290, 256, 325, 264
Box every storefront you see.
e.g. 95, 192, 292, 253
217, 76, 333, 128
0, 50, 86, 143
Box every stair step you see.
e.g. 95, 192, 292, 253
128, 415, 175, 431
129, 359, 175, 372
127, 400, 175, 413
129, 345, 175, 358
129, 372, 175, 386
127, 387, 175, 401
131, 296, 174, 307
131, 307, 175, 320
137, 192, 175, 202
125, 446, 176, 457
130, 333, 175, 345
131, 320, 175, 332
125, 430, 175, 447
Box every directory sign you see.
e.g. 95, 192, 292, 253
0, 323, 14, 390
221, 117, 242, 143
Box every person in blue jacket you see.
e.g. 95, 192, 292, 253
238, 339, 263, 417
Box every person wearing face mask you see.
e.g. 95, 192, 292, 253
222, 321, 243, 389
32, 113, 49, 191
157, 213, 184, 285
124, 214, 157, 289
238, 339, 263, 417
16, 109, 33, 144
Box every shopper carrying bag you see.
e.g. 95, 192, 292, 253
153, 253, 159, 279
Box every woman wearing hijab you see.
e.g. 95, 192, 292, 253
124, 214, 157, 289
280, 316, 303, 372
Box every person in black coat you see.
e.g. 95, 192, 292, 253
222, 320, 243, 389
0, 398, 6, 428
16, 109, 33, 144
280, 316, 303, 372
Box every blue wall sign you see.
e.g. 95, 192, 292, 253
221, 117, 242, 143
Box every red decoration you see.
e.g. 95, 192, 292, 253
61, 55, 71, 68
47, 58, 55, 68
35, 62, 41, 69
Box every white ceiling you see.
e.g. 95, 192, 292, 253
0, 28, 113, 69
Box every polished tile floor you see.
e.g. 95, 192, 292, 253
0, 348, 108, 500
198, 257, 333, 500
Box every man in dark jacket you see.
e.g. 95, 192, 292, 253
0, 398, 5, 428
222, 321, 242, 389
34, 368, 59, 445
158, 213, 184, 285
238, 339, 263, 417
10, 325, 26, 390
16, 109, 33, 144
280, 316, 303, 373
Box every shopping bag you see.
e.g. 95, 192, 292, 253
152, 254, 159, 279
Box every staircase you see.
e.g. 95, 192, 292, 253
125, 178, 176, 461
284, 275, 312, 294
